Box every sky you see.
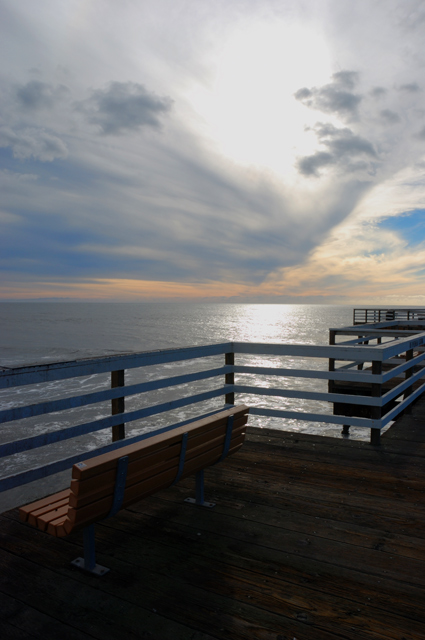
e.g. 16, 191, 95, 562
1, 0, 425, 304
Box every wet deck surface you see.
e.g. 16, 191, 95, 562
1, 404, 425, 640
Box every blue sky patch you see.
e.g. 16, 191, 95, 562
378, 210, 425, 246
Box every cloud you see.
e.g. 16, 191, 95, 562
77, 81, 173, 135
0, 126, 68, 161
371, 87, 387, 98
294, 71, 362, 120
399, 82, 421, 93
2, 0, 425, 302
297, 151, 334, 177
267, 206, 425, 305
297, 123, 377, 177
380, 109, 401, 124
15, 80, 69, 110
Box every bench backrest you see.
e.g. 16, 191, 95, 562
61, 405, 249, 534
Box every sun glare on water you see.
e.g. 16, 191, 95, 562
189, 20, 332, 177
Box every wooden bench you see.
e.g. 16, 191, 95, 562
19, 405, 249, 575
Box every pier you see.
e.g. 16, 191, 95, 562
1, 395, 425, 639
1, 310, 425, 638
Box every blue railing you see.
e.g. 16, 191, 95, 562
2, 334, 425, 494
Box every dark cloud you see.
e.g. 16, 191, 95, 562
77, 82, 173, 135
0, 126, 68, 161
345, 160, 370, 172
380, 109, 401, 124
298, 151, 334, 176
294, 87, 312, 101
298, 123, 377, 177
332, 71, 358, 90
294, 71, 362, 120
417, 126, 425, 140
399, 82, 421, 92
16, 80, 69, 109
371, 87, 387, 98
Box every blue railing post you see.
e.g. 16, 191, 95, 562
111, 369, 125, 442
404, 349, 414, 413
225, 352, 235, 405
371, 360, 382, 445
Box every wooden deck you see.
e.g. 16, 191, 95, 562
1, 406, 425, 640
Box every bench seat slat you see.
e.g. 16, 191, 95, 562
19, 489, 71, 522
33, 504, 70, 532
27, 496, 72, 527
47, 515, 68, 537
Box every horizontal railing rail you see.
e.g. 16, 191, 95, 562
2, 333, 425, 494
0, 343, 232, 389
0, 366, 231, 425
353, 308, 425, 324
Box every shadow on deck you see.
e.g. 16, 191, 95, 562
1, 403, 425, 640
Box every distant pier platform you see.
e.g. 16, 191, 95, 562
353, 307, 425, 324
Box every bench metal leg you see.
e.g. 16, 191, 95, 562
184, 470, 215, 508
71, 525, 110, 576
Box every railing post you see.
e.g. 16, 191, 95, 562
357, 336, 366, 369
329, 331, 350, 434
404, 349, 414, 413
328, 330, 336, 388
328, 330, 336, 369
225, 352, 235, 405
111, 369, 125, 442
370, 360, 382, 445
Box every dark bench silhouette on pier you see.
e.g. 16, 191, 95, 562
19, 405, 249, 575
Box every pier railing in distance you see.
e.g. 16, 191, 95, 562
2, 334, 425, 493
353, 308, 425, 324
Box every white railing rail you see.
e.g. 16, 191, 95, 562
2, 334, 425, 493
353, 308, 425, 324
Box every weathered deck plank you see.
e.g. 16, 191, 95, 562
1, 401, 425, 639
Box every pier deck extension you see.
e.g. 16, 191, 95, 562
1, 405, 425, 639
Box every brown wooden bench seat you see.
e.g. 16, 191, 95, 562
19, 405, 249, 574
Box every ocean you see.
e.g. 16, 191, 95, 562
0, 302, 357, 510
0, 302, 353, 366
